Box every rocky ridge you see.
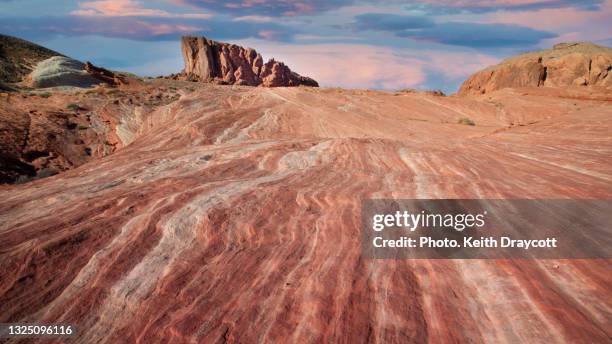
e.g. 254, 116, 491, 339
178, 36, 319, 87
0, 34, 63, 84
459, 42, 612, 95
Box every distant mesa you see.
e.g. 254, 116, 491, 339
459, 42, 612, 95
174, 36, 319, 87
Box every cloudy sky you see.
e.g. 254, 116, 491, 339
1, 0, 610, 92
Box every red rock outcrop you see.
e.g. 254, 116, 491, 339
0, 79, 202, 183
459, 42, 612, 95
180, 36, 319, 87
84, 62, 129, 86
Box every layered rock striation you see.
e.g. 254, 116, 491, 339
459, 42, 612, 95
1, 85, 611, 342
179, 36, 319, 87
26, 57, 128, 88
27, 56, 104, 88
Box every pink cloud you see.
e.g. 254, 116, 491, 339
417, 0, 591, 8
71, 0, 212, 18
133, 21, 202, 35
237, 40, 499, 90
233, 15, 275, 22
233, 41, 426, 89
232, 40, 500, 90
51, 17, 204, 39
257, 30, 283, 40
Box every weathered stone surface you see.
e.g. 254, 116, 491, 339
27, 56, 103, 88
26, 57, 133, 89
84, 62, 128, 86
459, 42, 612, 95
180, 36, 318, 87
1, 84, 611, 343
0, 79, 200, 183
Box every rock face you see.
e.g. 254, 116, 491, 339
459, 42, 612, 95
180, 36, 319, 87
0, 79, 196, 183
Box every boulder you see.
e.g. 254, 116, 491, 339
459, 42, 612, 95
180, 36, 318, 87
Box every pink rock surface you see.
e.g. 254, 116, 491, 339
0, 83, 611, 343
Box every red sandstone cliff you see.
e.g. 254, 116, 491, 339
179, 36, 319, 87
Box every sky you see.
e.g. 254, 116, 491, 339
1, 0, 611, 93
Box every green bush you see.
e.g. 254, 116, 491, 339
39, 92, 52, 98
77, 125, 90, 130
458, 117, 476, 126
67, 103, 80, 111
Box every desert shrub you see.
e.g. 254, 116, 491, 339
77, 124, 90, 130
397, 88, 417, 93
116, 71, 141, 79
458, 117, 476, 126
67, 103, 80, 111
428, 89, 446, 96
39, 92, 52, 98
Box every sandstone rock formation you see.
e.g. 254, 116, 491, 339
180, 36, 319, 87
84, 61, 128, 86
459, 42, 612, 95
28, 56, 105, 88
0, 79, 197, 183
26, 57, 129, 88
